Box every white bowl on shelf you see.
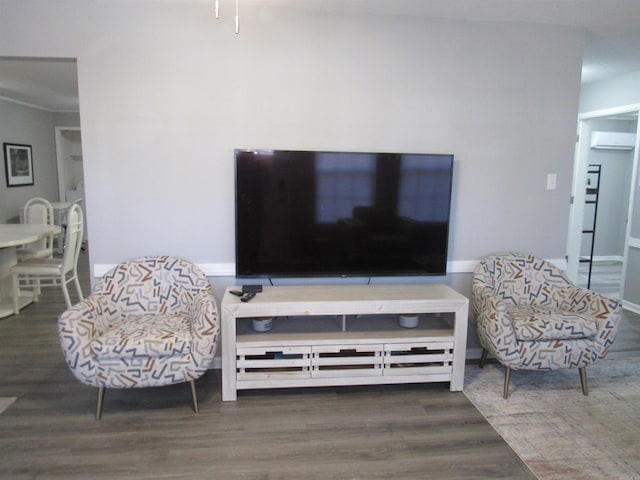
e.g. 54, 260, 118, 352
398, 314, 419, 329
252, 317, 273, 332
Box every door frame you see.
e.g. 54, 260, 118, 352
568, 104, 640, 310
566, 120, 591, 281
55, 126, 82, 202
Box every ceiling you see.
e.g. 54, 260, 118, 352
2, 0, 640, 111
0, 57, 79, 112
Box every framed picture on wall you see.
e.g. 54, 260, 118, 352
3, 143, 34, 187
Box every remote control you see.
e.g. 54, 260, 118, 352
230, 290, 243, 297
241, 292, 256, 302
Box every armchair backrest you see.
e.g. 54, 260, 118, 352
93, 256, 212, 316
474, 253, 573, 306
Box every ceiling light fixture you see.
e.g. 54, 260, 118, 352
215, 0, 240, 34
236, 0, 239, 34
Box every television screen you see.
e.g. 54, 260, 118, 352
235, 149, 454, 278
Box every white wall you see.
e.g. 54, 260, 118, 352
0, 1, 585, 269
53, 112, 80, 129
0, 1, 587, 352
580, 70, 640, 114
0, 98, 59, 222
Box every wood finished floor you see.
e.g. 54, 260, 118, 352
0, 250, 534, 480
577, 259, 640, 359
577, 260, 623, 298
2, 252, 638, 479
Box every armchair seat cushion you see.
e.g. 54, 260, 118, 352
90, 315, 192, 360
507, 304, 598, 341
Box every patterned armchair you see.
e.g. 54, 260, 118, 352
58, 256, 219, 419
472, 253, 622, 398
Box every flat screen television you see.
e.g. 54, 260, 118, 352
235, 149, 454, 278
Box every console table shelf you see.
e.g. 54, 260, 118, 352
221, 284, 469, 401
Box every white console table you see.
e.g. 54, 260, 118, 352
221, 284, 469, 401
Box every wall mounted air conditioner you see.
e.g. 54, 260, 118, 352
590, 131, 636, 150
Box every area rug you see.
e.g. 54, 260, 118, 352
464, 356, 640, 480
0, 397, 17, 415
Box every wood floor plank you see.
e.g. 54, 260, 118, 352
2, 250, 638, 480
0, 250, 540, 478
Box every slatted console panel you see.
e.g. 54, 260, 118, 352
236, 340, 455, 384
312, 344, 383, 378
236, 346, 311, 381
384, 341, 454, 376
221, 284, 469, 401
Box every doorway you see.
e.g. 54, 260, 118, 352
55, 127, 83, 201
567, 106, 640, 313
55, 126, 87, 241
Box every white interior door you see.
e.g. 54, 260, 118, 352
566, 121, 591, 282
570, 106, 640, 312
55, 126, 83, 202
621, 123, 640, 313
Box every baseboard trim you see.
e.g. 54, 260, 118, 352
623, 300, 640, 315
466, 347, 484, 361
590, 255, 624, 263
93, 258, 568, 279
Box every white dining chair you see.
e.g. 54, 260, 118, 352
11, 204, 84, 314
17, 197, 55, 260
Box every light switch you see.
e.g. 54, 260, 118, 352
546, 173, 557, 190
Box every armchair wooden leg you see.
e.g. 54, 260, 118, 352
503, 367, 511, 399
479, 349, 488, 368
579, 367, 588, 396
96, 387, 105, 421
189, 380, 199, 413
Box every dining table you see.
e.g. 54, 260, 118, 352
0, 223, 62, 318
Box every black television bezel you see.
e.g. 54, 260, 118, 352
234, 148, 454, 279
